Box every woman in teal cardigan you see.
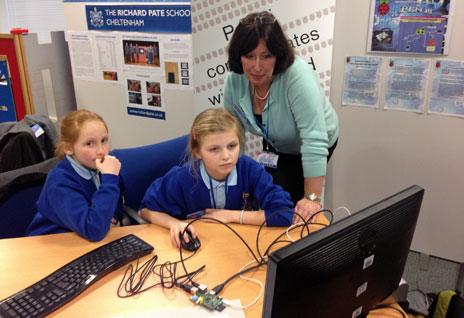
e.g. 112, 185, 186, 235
224, 11, 339, 223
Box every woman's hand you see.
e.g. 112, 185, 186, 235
169, 221, 197, 248
95, 155, 121, 175
293, 198, 322, 224
202, 208, 235, 223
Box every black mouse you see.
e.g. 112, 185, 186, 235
179, 229, 201, 252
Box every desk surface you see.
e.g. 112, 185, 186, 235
0, 219, 407, 317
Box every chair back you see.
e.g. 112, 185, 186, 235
0, 157, 59, 238
111, 135, 189, 211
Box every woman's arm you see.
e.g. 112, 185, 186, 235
294, 176, 324, 223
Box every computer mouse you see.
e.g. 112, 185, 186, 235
179, 229, 201, 252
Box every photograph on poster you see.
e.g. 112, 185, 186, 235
147, 94, 161, 107
103, 71, 118, 81
146, 81, 161, 94
123, 40, 160, 66
182, 78, 189, 85
127, 79, 141, 92
180, 62, 188, 69
164, 61, 179, 84
128, 91, 142, 104
181, 70, 189, 77
368, 0, 452, 55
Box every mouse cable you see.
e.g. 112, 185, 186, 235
117, 251, 205, 298
177, 217, 262, 280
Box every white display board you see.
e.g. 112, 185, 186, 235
63, 0, 194, 148
63, 0, 336, 149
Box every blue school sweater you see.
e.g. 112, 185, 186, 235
27, 158, 124, 241
141, 155, 293, 226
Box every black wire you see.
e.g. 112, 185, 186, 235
215, 208, 334, 294
117, 246, 204, 298
299, 209, 333, 238
178, 217, 262, 274
118, 208, 335, 299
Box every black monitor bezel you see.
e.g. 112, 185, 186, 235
263, 185, 424, 318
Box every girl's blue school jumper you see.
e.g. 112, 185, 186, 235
141, 155, 294, 226
27, 157, 125, 241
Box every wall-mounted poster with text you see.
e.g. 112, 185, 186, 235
367, 0, 453, 55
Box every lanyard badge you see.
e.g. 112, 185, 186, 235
256, 151, 279, 168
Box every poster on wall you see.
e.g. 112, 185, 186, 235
367, 0, 452, 55
68, 32, 98, 81
383, 58, 429, 113
342, 56, 381, 108
68, 31, 192, 120
428, 60, 464, 118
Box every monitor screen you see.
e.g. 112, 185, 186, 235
263, 185, 424, 318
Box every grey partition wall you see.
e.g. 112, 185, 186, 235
327, 0, 464, 262
22, 31, 77, 121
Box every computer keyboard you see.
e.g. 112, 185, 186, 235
0, 234, 154, 318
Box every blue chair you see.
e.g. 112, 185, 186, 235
0, 158, 59, 238
111, 135, 189, 223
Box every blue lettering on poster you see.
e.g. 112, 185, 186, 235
370, 0, 451, 54
0, 60, 17, 122
127, 107, 166, 120
85, 5, 191, 33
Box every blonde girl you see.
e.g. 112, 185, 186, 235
140, 108, 293, 248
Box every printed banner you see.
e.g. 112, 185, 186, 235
192, 0, 336, 112
85, 5, 191, 33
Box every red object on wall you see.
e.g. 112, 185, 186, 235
0, 35, 27, 120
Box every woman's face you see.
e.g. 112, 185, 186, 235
240, 38, 276, 89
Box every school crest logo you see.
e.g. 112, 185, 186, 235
89, 7, 104, 28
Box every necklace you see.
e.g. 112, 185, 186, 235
253, 86, 270, 100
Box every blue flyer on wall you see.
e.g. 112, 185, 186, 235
85, 4, 191, 33
368, 0, 452, 54
0, 59, 17, 122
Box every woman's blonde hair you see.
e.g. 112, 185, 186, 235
55, 109, 108, 159
188, 108, 243, 160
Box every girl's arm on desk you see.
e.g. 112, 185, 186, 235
203, 208, 266, 225
139, 208, 198, 248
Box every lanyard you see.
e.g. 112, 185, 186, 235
255, 105, 271, 152
208, 175, 228, 209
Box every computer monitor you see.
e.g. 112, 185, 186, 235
263, 185, 424, 318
